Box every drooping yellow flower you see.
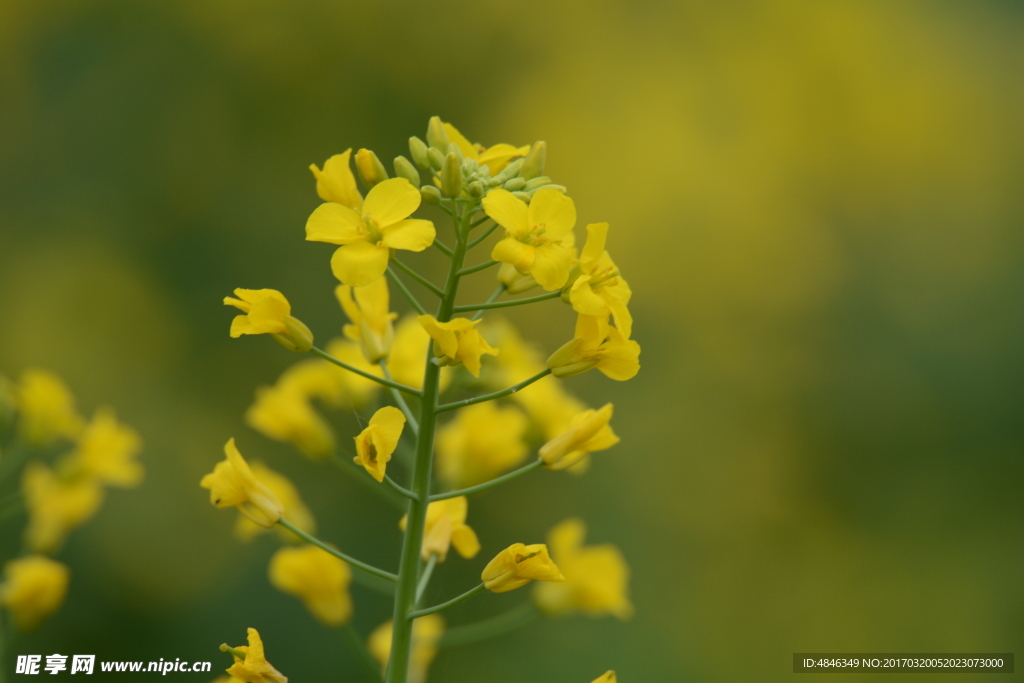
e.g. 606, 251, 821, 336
567, 223, 633, 338
268, 545, 352, 627
547, 315, 640, 380
387, 317, 452, 392
533, 518, 632, 619
481, 543, 565, 593
436, 402, 528, 489
353, 406, 405, 482
418, 315, 498, 378
221, 628, 287, 683
22, 462, 104, 554
368, 615, 444, 683
590, 672, 617, 683
245, 385, 335, 460
309, 150, 363, 210
234, 461, 316, 544
200, 439, 284, 528
442, 121, 529, 174
0, 556, 69, 631
538, 404, 619, 471
399, 496, 480, 562
306, 177, 436, 287
15, 369, 84, 446
224, 289, 313, 353
482, 188, 577, 291
62, 407, 143, 487
337, 277, 397, 362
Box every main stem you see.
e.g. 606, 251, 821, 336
385, 201, 471, 683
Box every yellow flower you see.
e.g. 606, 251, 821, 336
224, 289, 313, 353
417, 315, 498, 378
387, 317, 452, 392
337, 277, 397, 363
590, 672, 617, 683
547, 315, 640, 380
436, 402, 528, 488
483, 188, 577, 291
22, 462, 104, 554
481, 543, 565, 593
245, 385, 335, 460
538, 404, 619, 471
306, 177, 436, 287
15, 369, 84, 446
567, 223, 633, 338
309, 150, 363, 210
368, 615, 444, 683
62, 407, 143, 487
233, 461, 316, 544
268, 545, 352, 627
0, 556, 69, 631
200, 439, 284, 528
353, 406, 406, 482
533, 518, 632, 619
399, 496, 480, 562
221, 628, 287, 683
442, 121, 529, 174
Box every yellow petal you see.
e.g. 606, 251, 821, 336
310, 150, 363, 210
597, 329, 641, 381
527, 189, 576, 241
305, 203, 365, 245
451, 525, 481, 559
362, 178, 421, 227
529, 243, 574, 291
369, 405, 406, 445
606, 295, 633, 340
491, 237, 535, 272
580, 223, 609, 272
570, 275, 609, 316
330, 242, 390, 287
381, 219, 436, 252
482, 189, 529, 236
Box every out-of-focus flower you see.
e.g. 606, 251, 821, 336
442, 121, 529, 174
538, 404, 618, 471
0, 556, 69, 631
224, 289, 313, 353
62, 408, 143, 487
268, 545, 352, 627
245, 386, 335, 460
322, 339, 384, 405
221, 628, 287, 683
15, 369, 84, 446
306, 178, 435, 286
353, 407, 406, 483
387, 318, 452, 392
590, 672, 617, 683
368, 615, 444, 683
399, 496, 480, 562
337, 278, 397, 363
436, 402, 528, 489
481, 543, 564, 593
309, 150, 363, 210
418, 315, 498, 377
200, 439, 283, 528
547, 315, 640, 380
483, 188, 577, 291
566, 223, 632, 338
22, 462, 104, 554
233, 461, 315, 543
533, 518, 632, 619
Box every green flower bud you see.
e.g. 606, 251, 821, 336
462, 157, 479, 174
503, 177, 526, 191
523, 176, 552, 191
420, 185, 442, 205
446, 142, 464, 162
527, 184, 567, 196
468, 180, 485, 197
272, 316, 314, 353
409, 136, 431, 169
393, 155, 421, 187
491, 158, 524, 184
511, 190, 532, 203
355, 149, 388, 189
498, 263, 538, 294
427, 147, 445, 171
441, 152, 463, 197
427, 116, 451, 151
519, 141, 547, 180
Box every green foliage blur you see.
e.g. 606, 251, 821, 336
1, 1, 1022, 681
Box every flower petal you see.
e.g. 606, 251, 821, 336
306, 203, 365, 245
530, 243, 574, 291
310, 150, 363, 210
569, 276, 608, 316
491, 237, 535, 272
362, 178, 421, 227
580, 223, 609, 272
381, 219, 436, 252
330, 242, 390, 287
528, 189, 576, 240
482, 189, 530, 236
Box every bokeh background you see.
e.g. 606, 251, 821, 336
1, 1, 1022, 681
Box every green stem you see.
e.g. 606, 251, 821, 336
430, 460, 543, 501
452, 289, 561, 313
415, 554, 438, 607
469, 215, 492, 230
379, 362, 419, 436
436, 369, 552, 413
277, 518, 398, 583
391, 258, 443, 297
387, 267, 428, 316
432, 239, 454, 257
311, 347, 421, 397
408, 583, 485, 619
457, 259, 498, 277
439, 603, 539, 647
327, 452, 405, 510
471, 284, 507, 322
341, 622, 384, 683
382, 474, 419, 502
467, 221, 498, 247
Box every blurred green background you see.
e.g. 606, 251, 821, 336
1, 1, 1022, 681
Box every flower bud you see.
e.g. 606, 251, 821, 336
503, 177, 526, 192
420, 185, 442, 205
409, 136, 431, 169
355, 149, 388, 190
467, 180, 485, 198
446, 142, 464, 163
519, 141, 546, 180
393, 155, 421, 188
511, 191, 532, 203
498, 263, 538, 294
494, 158, 524, 182
462, 157, 478, 175
426, 116, 450, 151
523, 176, 552, 191
528, 184, 567, 196
441, 152, 463, 197
427, 147, 445, 171
271, 316, 314, 353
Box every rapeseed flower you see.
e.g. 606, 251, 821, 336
591, 673, 617, 683
309, 150, 362, 210
22, 462, 104, 554
436, 402, 528, 488
533, 518, 632, 619
0, 556, 69, 631
268, 545, 352, 627
337, 277, 397, 363
221, 628, 287, 683
353, 406, 405, 482
200, 439, 283, 528
538, 404, 618, 471
418, 315, 498, 378
234, 461, 316, 543
547, 315, 640, 380
399, 496, 480, 562
15, 369, 83, 446
306, 177, 435, 286
442, 121, 529, 174
224, 289, 313, 353
368, 615, 444, 683
388, 317, 452, 391
566, 223, 632, 338
481, 543, 564, 593
62, 407, 143, 487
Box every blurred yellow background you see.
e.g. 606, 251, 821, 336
1, 1, 1022, 680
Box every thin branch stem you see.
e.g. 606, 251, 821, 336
341, 623, 384, 683
430, 460, 544, 501
470, 214, 492, 230
452, 289, 561, 313
327, 452, 405, 510
470, 284, 506, 322
387, 267, 427, 316
277, 518, 398, 583
467, 221, 500, 248
408, 583, 486, 619
311, 346, 422, 397
457, 259, 498, 277
436, 369, 552, 413
432, 239, 454, 257
380, 361, 420, 435
382, 474, 419, 502
392, 258, 443, 297
439, 603, 539, 648
415, 554, 438, 607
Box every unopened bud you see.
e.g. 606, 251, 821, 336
441, 152, 463, 197
426, 116, 451, 151
272, 316, 314, 353
519, 141, 547, 180
393, 155, 421, 187
468, 180, 485, 197
523, 176, 552, 191
511, 191, 532, 203
527, 184, 567, 197
462, 157, 479, 175
355, 149, 388, 189
420, 185, 442, 205
427, 147, 445, 171
503, 177, 526, 192
409, 137, 431, 169
491, 159, 524, 184
446, 142, 464, 162
498, 263, 538, 294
